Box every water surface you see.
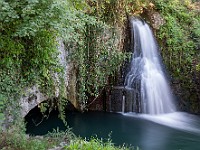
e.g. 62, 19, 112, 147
26, 111, 200, 150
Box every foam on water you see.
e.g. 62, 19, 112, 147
124, 18, 200, 134
123, 112, 200, 134
125, 18, 176, 114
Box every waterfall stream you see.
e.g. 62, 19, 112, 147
25, 18, 200, 150
123, 18, 200, 134
124, 18, 176, 115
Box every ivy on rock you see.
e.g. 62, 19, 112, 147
0, 0, 128, 126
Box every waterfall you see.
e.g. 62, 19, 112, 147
124, 18, 176, 115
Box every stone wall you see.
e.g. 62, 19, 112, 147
20, 40, 78, 117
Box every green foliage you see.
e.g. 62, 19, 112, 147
51, 0, 129, 109
0, 0, 68, 37
0, 129, 137, 150
196, 64, 200, 72
2, 134, 48, 150
0, 63, 25, 128
65, 137, 133, 150
64, 11, 128, 109
152, 0, 200, 112
0, 0, 68, 126
0, 0, 129, 126
46, 127, 76, 141
0, 127, 74, 150
87, 0, 127, 24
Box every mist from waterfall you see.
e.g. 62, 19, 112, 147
123, 18, 200, 134
124, 18, 176, 115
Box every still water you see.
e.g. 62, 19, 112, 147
26, 110, 200, 150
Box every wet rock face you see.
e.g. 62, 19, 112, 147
142, 8, 165, 30
129, 3, 163, 31
149, 12, 165, 30
134, 2, 165, 30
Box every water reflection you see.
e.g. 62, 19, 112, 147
124, 112, 200, 150
26, 111, 200, 150
140, 121, 169, 150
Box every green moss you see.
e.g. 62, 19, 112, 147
152, 0, 200, 112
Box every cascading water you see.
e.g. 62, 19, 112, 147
124, 18, 176, 115
25, 18, 200, 150
123, 18, 200, 134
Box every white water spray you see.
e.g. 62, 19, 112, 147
125, 18, 176, 115
124, 18, 200, 134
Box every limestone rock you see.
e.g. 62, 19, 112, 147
20, 40, 78, 117
149, 12, 165, 30
20, 86, 47, 117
